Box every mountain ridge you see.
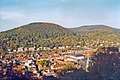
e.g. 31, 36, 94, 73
1, 23, 120, 33
69, 25, 120, 34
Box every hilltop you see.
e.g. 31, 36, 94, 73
69, 25, 120, 34
1, 22, 75, 38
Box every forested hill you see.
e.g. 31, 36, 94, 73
0, 22, 75, 38
69, 25, 120, 35
0, 22, 77, 51
0, 23, 120, 52
69, 25, 120, 42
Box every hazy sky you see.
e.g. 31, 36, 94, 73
0, 0, 120, 31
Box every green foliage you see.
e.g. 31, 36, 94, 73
36, 59, 50, 67
0, 23, 120, 52
0, 22, 76, 51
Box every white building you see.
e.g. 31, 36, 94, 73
29, 47, 35, 51
69, 54, 85, 60
17, 47, 24, 52
58, 46, 65, 49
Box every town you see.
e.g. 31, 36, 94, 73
0, 45, 119, 80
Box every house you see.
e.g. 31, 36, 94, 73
43, 47, 51, 50
69, 54, 85, 60
17, 47, 24, 52
17, 47, 23, 52
8, 48, 12, 52
29, 47, 35, 51
24, 59, 34, 67
51, 63, 65, 70
46, 47, 51, 50
24, 47, 28, 51
66, 46, 71, 48
58, 46, 65, 49
39, 47, 43, 50
66, 58, 76, 62
76, 45, 81, 48
66, 54, 86, 67
99, 43, 103, 46
16, 53, 26, 57
53, 47, 57, 49
36, 48, 40, 51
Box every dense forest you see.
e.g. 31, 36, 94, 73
70, 25, 120, 42
0, 22, 120, 52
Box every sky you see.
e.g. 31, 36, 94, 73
0, 0, 120, 31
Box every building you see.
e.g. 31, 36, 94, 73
69, 54, 85, 61
17, 47, 24, 52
